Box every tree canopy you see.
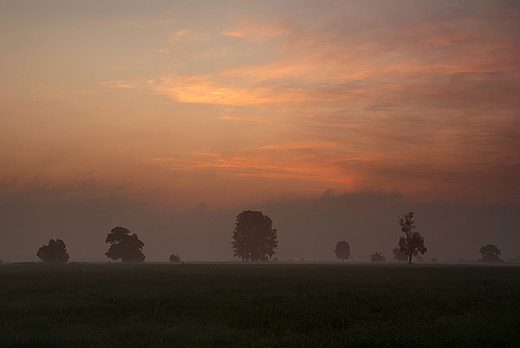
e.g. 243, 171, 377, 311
392, 247, 408, 262
232, 210, 278, 261
478, 244, 503, 263
334, 241, 350, 261
105, 226, 145, 263
37, 239, 69, 263
169, 254, 181, 263
395, 212, 427, 264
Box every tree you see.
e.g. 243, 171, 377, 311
478, 244, 503, 263
370, 251, 386, 262
105, 226, 145, 263
232, 210, 278, 261
392, 247, 408, 262
395, 212, 427, 264
169, 254, 181, 263
334, 241, 350, 261
37, 239, 69, 263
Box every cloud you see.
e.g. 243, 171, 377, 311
156, 47, 170, 54
6, 1, 518, 209
223, 19, 286, 42
147, 75, 313, 105
168, 28, 210, 43
144, 149, 357, 185
99, 80, 138, 89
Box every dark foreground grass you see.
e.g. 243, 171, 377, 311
0, 263, 519, 347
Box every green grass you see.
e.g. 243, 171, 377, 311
0, 263, 519, 347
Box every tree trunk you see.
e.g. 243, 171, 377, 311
408, 252, 413, 264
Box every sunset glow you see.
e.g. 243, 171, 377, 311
0, 1, 519, 262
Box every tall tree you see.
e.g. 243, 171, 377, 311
232, 210, 278, 261
105, 226, 145, 263
334, 241, 350, 261
37, 239, 69, 263
395, 212, 427, 264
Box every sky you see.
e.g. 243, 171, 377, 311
0, 0, 519, 262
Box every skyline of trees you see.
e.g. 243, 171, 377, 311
17, 213, 512, 263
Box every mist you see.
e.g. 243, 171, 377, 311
1, 188, 518, 263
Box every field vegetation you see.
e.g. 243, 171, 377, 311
1, 263, 519, 347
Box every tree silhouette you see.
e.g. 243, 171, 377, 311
105, 226, 145, 263
169, 254, 181, 263
37, 239, 69, 263
370, 251, 386, 262
395, 212, 426, 264
232, 210, 278, 261
334, 241, 350, 261
392, 247, 408, 262
478, 244, 503, 263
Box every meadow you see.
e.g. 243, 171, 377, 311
0, 262, 519, 347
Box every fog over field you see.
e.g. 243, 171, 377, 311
1, 188, 518, 262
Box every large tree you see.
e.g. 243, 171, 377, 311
232, 210, 278, 261
395, 212, 426, 264
105, 226, 145, 263
334, 241, 350, 261
478, 244, 503, 263
37, 239, 69, 263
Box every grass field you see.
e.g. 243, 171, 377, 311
1, 262, 519, 347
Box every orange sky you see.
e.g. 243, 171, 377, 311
1, 0, 519, 210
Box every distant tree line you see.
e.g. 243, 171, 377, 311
29, 210, 506, 264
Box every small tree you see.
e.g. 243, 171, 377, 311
37, 239, 69, 263
334, 241, 350, 261
105, 226, 145, 263
395, 212, 427, 264
232, 210, 278, 261
478, 244, 503, 263
169, 254, 181, 263
370, 251, 386, 262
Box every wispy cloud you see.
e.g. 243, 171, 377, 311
4, 1, 518, 207
99, 80, 138, 89
223, 19, 286, 42
144, 145, 365, 185
169, 28, 210, 43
